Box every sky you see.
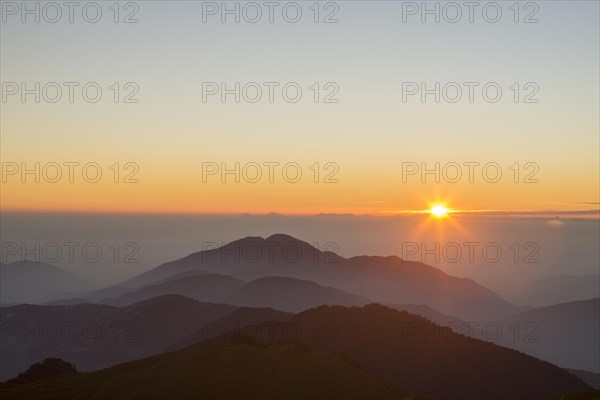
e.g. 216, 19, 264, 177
1, 0, 599, 215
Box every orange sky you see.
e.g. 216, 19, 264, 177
1, 162, 598, 216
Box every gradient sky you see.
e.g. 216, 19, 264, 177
1, 1, 599, 215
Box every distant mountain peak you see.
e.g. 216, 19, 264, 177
7, 357, 78, 384
228, 233, 316, 248
265, 233, 302, 242
205, 234, 341, 265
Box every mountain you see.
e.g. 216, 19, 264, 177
498, 298, 600, 373
511, 275, 600, 307
46, 270, 218, 304
121, 234, 344, 288
119, 234, 523, 320
103, 273, 368, 312
172, 306, 293, 350
0, 262, 89, 304
328, 254, 523, 321
45, 298, 92, 306
101, 274, 245, 306
223, 276, 370, 312
0, 338, 413, 400
69, 285, 132, 304
567, 369, 600, 389
0, 295, 237, 381
390, 303, 464, 326
2, 295, 592, 399
547, 390, 600, 400
136, 268, 214, 286
244, 304, 590, 400
7, 358, 77, 384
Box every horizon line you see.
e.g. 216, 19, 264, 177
1, 208, 599, 219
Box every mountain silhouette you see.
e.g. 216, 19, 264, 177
119, 234, 522, 320
172, 306, 293, 351
243, 303, 590, 400
122, 234, 343, 287
1, 261, 88, 304
223, 276, 370, 312
0, 338, 415, 400
2, 298, 592, 398
101, 274, 368, 312
567, 369, 600, 389
7, 358, 77, 384
101, 273, 245, 306
0, 295, 237, 381
498, 298, 600, 373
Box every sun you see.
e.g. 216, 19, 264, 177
431, 205, 448, 217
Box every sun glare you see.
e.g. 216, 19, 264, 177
431, 205, 448, 217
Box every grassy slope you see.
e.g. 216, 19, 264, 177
0, 338, 413, 400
